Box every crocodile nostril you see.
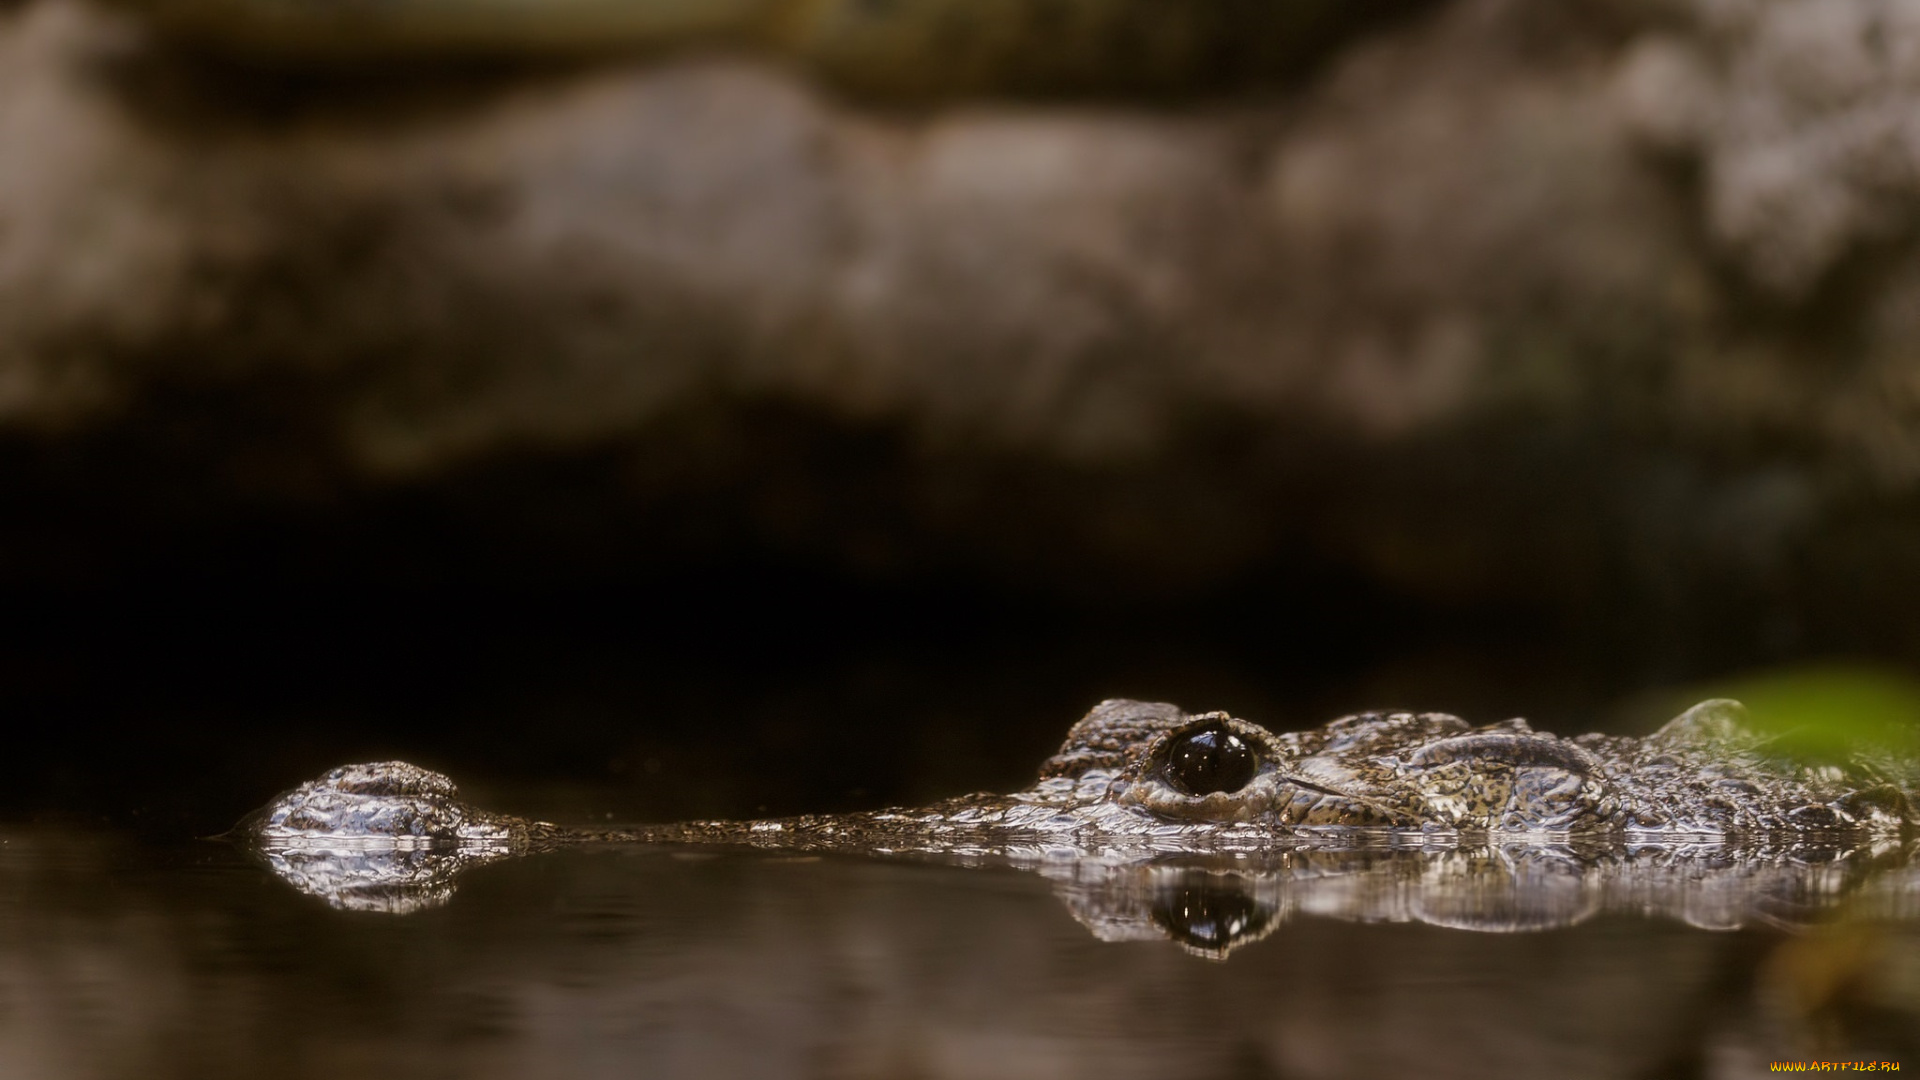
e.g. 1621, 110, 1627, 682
1163, 727, 1259, 796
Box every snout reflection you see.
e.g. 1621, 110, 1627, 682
249, 834, 1919, 955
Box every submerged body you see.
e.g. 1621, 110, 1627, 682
244, 698, 1919, 852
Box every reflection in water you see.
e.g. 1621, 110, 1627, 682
1030, 841, 1919, 956
260, 841, 519, 914
1150, 881, 1274, 958
251, 833, 1919, 955
3, 827, 1917, 1080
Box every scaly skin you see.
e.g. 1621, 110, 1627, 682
241, 698, 1918, 853
237, 699, 1920, 941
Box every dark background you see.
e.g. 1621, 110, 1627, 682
8, 0, 1920, 834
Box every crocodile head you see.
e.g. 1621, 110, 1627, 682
234, 697, 1920, 937
240, 697, 1915, 858
1029, 698, 1618, 833
1027, 697, 1914, 835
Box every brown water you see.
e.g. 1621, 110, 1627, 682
7, 588, 1916, 1078
4, 824, 1916, 1079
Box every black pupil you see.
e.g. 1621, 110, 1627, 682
1165, 727, 1258, 796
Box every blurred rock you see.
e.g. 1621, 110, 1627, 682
6, 0, 1920, 665
1619, 0, 1920, 299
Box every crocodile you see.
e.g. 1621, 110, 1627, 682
239, 698, 1920, 945
243, 697, 1919, 850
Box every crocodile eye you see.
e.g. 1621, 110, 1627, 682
1163, 726, 1258, 796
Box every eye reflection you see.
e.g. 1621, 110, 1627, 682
1150, 881, 1273, 957
1162, 726, 1259, 796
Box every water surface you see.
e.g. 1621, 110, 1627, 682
3, 824, 1915, 1079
